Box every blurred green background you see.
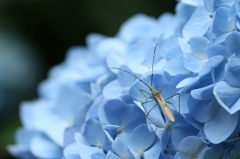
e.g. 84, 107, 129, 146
0, 0, 176, 158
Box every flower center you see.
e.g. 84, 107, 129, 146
116, 127, 122, 133
139, 151, 144, 156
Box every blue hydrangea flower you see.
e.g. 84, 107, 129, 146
8, 0, 240, 158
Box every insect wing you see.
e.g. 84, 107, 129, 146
155, 94, 175, 122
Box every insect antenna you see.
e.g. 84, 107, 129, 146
151, 43, 158, 87
111, 67, 150, 89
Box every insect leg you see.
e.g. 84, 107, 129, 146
141, 102, 158, 132
165, 93, 183, 118
140, 89, 152, 100
139, 89, 157, 115
139, 89, 158, 131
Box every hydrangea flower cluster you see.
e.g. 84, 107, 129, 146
8, 0, 240, 158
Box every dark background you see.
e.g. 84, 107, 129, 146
0, 0, 177, 158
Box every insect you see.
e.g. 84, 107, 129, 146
111, 44, 181, 126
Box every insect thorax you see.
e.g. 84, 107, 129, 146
150, 87, 161, 97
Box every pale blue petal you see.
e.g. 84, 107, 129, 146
191, 84, 214, 100
224, 55, 240, 87
170, 123, 198, 149
64, 143, 80, 159
155, 128, 169, 150
177, 136, 204, 154
183, 36, 208, 73
112, 137, 134, 159
144, 141, 161, 158
64, 125, 80, 147
204, 0, 214, 13
85, 33, 105, 48
117, 65, 136, 87
213, 7, 236, 38
118, 14, 159, 42
7, 145, 35, 159
229, 1, 237, 21
78, 146, 104, 159
83, 119, 112, 151
102, 80, 124, 98
190, 99, 219, 123
199, 144, 224, 159
236, 0, 240, 17
95, 38, 126, 60
214, 81, 240, 114
174, 152, 192, 159
224, 32, 240, 57
183, 6, 212, 40
130, 124, 155, 152
164, 55, 190, 76
204, 107, 238, 144
30, 133, 62, 158
107, 52, 125, 72
91, 152, 107, 159
106, 151, 120, 159
205, 44, 229, 59
98, 99, 125, 125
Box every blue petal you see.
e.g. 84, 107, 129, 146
236, 0, 240, 18
224, 55, 240, 87
183, 6, 212, 40
205, 44, 229, 59
129, 76, 151, 102
78, 146, 104, 159
177, 136, 204, 153
118, 14, 159, 42
213, 7, 236, 38
30, 133, 62, 158
174, 152, 192, 159
95, 38, 126, 60
224, 32, 240, 57
214, 81, 240, 114
117, 65, 136, 87
106, 151, 120, 159
204, 107, 238, 144
64, 125, 81, 147
53, 83, 93, 118
191, 84, 214, 100
155, 128, 169, 150
91, 152, 107, 159
102, 80, 124, 98
204, 0, 214, 13
15, 128, 37, 145
7, 145, 35, 159
85, 96, 103, 121
190, 99, 219, 123
120, 104, 145, 132
164, 55, 190, 76
112, 137, 134, 159
170, 123, 198, 149
98, 99, 125, 125
63, 143, 80, 159
152, 71, 172, 91
180, 36, 208, 73
82, 119, 112, 151
85, 33, 105, 48
144, 141, 161, 158
229, 0, 237, 21
107, 52, 125, 71
199, 144, 224, 159
20, 100, 67, 146
130, 124, 155, 152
